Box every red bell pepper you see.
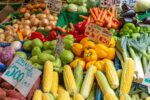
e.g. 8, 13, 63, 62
75, 20, 87, 34
46, 30, 58, 41
30, 32, 45, 42
75, 34, 86, 42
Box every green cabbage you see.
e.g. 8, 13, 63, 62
86, 0, 99, 8
67, 0, 76, 3
62, 3, 68, 11
77, 6, 88, 13
75, 0, 87, 5
134, 0, 150, 12
67, 4, 78, 12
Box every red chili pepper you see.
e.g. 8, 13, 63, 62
46, 30, 58, 41
75, 20, 87, 34
75, 34, 86, 42
71, 30, 79, 37
30, 32, 45, 41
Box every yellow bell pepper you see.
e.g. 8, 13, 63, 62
108, 38, 115, 48
83, 41, 96, 50
106, 48, 115, 60
94, 44, 109, 59
84, 49, 97, 62
72, 43, 83, 57
70, 58, 85, 69
86, 61, 104, 71
80, 37, 89, 45
86, 61, 96, 69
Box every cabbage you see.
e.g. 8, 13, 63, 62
75, 0, 87, 5
62, 3, 68, 11
86, 0, 99, 8
67, 4, 78, 12
67, 0, 76, 3
134, 0, 150, 12
77, 6, 88, 13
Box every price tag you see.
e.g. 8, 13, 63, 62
84, 23, 112, 46
46, 0, 62, 13
2, 56, 41, 97
142, 63, 150, 87
55, 35, 64, 57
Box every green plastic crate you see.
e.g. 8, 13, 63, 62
137, 11, 150, 21
56, 10, 89, 28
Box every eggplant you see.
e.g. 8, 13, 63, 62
122, 3, 131, 12
121, 9, 136, 18
143, 17, 150, 24
120, 17, 137, 25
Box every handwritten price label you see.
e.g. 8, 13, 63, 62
142, 62, 150, 87
84, 23, 112, 45
2, 56, 41, 97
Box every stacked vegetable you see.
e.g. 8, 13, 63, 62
70, 37, 116, 70
63, 0, 88, 13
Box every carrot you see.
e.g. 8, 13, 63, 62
87, 16, 91, 23
89, 8, 96, 20
90, 15, 95, 23
110, 5, 116, 17
100, 9, 107, 21
56, 26, 66, 33
69, 22, 74, 30
106, 15, 113, 28
97, 8, 104, 20
62, 25, 67, 30
79, 15, 88, 19
96, 22, 103, 26
93, 8, 99, 18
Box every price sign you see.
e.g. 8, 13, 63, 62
84, 23, 112, 46
142, 63, 150, 87
2, 56, 41, 97
46, 0, 62, 13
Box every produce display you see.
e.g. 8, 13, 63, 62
0, 0, 150, 100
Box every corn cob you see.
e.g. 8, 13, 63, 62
63, 65, 77, 95
120, 58, 135, 96
42, 61, 53, 92
57, 90, 70, 100
73, 93, 84, 100
95, 71, 115, 95
74, 61, 83, 92
120, 94, 132, 100
32, 89, 42, 100
105, 60, 119, 89
146, 97, 150, 100
103, 92, 118, 100
117, 69, 122, 82
51, 71, 59, 97
42, 93, 55, 100
86, 83, 96, 100
80, 66, 97, 99
58, 85, 66, 94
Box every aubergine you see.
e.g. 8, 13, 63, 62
143, 17, 150, 24
120, 17, 137, 25
121, 9, 136, 18
122, 3, 131, 12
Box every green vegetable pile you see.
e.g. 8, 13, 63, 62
18, 35, 75, 73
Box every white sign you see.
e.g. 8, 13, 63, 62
142, 63, 150, 87
2, 56, 41, 97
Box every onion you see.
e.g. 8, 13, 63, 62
12, 24, 19, 32
0, 33, 5, 39
49, 21, 56, 28
31, 18, 40, 26
11, 41, 22, 51
24, 12, 30, 19
30, 14, 36, 19
31, 27, 37, 31
0, 29, 4, 33
37, 14, 46, 20
24, 25, 30, 30
5, 25, 12, 30
6, 36, 15, 42
38, 27, 45, 30
23, 29, 31, 36
41, 19, 49, 26
45, 26, 52, 31
43, 9, 50, 15
47, 15, 54, 21
0, 38, 4, 42
24, 20, 31, 25
54, 16, 58, 21
12, 19, 17, 24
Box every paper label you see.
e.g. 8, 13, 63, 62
55, 35, 64, 57
2, 56, 41, 97
142, 63, 150, 87
84, 23, 112, 46
46, 0, 62, 13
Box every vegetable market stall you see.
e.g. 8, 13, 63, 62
0, 0, 150, 100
